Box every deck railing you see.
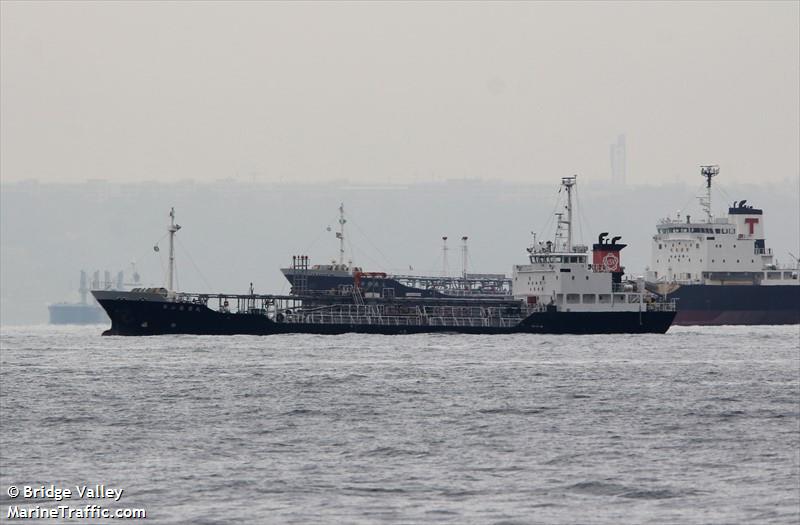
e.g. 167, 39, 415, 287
290, 311, 522, 328
645, 300, 677, 312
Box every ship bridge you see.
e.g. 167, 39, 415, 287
646, 167, 786, 284
512, 176, 647, 313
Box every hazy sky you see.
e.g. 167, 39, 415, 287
1, 1, 798, 185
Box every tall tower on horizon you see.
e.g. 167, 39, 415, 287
610, 134, 627, 185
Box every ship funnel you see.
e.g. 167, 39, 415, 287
728, 200, 764, 239
592, 234, 627, 282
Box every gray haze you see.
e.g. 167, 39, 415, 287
2, 178, 798, 325
2, 2, 799, 324
2, 1, 799, 185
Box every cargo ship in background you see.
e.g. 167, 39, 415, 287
645, 165, 799, 325
48, 267, 140, 324
280, 204, 510, 299
92, 177, 676, 336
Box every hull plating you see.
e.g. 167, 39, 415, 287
98, 299, 675, 336
662, 284, 799, 326
674, 310, 799, 326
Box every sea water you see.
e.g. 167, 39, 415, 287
1, 325, 798, 524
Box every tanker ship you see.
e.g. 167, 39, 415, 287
280, 204, 510, 299
93, 178, 676, 336
645, 166, 798, 325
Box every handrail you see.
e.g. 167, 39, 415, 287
645, 301, 677, 312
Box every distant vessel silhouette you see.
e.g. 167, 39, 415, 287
49, 267, 140, 325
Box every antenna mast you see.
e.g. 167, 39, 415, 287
554, 212, 566, 251
699, 165, 719, 221
337, 203, 346, 266
560, 175, 577, 251
461, 236, 469, 279
167, 207, 181, 292
442, 236, 449, 277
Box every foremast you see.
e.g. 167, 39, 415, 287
337, 203, 346, 266
167, 207, 181, 293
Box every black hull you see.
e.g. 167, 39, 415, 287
520, 310, 675, 334
97, 299, 675, 336
659, 284, 799, 326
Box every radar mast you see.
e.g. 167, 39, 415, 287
699, 165, 719, 222
560, 175, 577, 251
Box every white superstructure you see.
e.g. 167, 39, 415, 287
645, 166, 798, 286
512, 176, 649, 313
